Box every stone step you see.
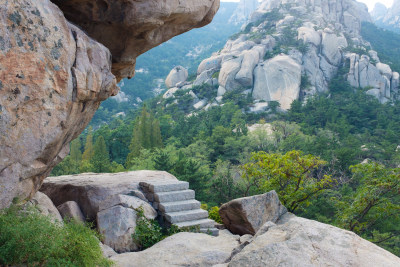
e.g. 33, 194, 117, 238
140, 181, 189, 193
174, 218, 215, 229
200, 228, 219, 236
154, 190, 195, 203
158, 199, 201, 213
165, 209, 208, 224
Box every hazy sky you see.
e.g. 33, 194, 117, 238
220, 0, 395, 11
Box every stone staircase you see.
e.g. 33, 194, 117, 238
139, 180, 219, 236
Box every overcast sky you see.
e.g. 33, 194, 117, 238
220, 0, 394, 11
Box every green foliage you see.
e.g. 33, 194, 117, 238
82, 126, 94, 162
126, 105, 163, 166
334, 163, 400, 235
208, 206, 223, 224
300, 75, 311, 91
91, 135, 111, 173
191, 83, 218, 100
132, 207, 201, 250
200, 203, 223, 224
241, 151, 334, 212
132, 207, 164, 250
0, 205, 112, 267
212, 71, 220, 79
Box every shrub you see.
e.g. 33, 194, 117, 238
132, 207, 201, 250
208, 206, 223, 224
212, 71, 220, 79
132, 208, 164, 250
0, 205, 112, 267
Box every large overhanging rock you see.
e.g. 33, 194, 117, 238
51, 0, 220, 80
0, 0, 118, 209
0, 0, 220, 209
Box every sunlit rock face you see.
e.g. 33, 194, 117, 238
0, 0, 220, 209
51, 0, 220, 80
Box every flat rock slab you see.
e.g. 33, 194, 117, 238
228, 213, 400, 267
111, 231, 240, 267
40, 171, 177, 220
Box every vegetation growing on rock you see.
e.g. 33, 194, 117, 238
0, 205, 113, 267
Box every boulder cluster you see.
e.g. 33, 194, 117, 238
27, 171, 400, 266
163, 0, 399, 114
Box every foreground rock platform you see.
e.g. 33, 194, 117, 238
110, 213, 400, 267
40, 171, 177, 220
111, 231, 240, 267
228, 213, 400, 267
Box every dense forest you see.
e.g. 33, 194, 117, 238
52, 22, 400, 255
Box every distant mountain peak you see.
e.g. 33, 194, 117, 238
229, 0, 260, 25
160, 0, 398, 114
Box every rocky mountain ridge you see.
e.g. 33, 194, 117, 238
161, 0, 399, 114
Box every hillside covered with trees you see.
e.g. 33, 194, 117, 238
50, 2, 400, 257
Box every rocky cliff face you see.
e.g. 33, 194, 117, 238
0, 0, 220, 209
163, 0, 398, 113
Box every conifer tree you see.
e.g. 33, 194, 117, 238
91, 135, 111, 173
151, 117, 163, 149
70, 138, 82, 173
82, 127, 94, 162
126, 106, 163, 167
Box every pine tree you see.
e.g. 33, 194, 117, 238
91, 135, 111, 173
70, 138, 82, 173
151, 118, 163, 149
154, 150, 172, 171
82, 127, 94, 162
126, 106, 163, 167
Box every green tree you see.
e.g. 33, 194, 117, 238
154, 150, 172, 172
334, 163, 400, 239
241, 150, 334, 212
126, 106, 163, 166
82, 127, 94, 162
91, 136, 111, 173
70, 138, 82, 173
210, 160, 243, 205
